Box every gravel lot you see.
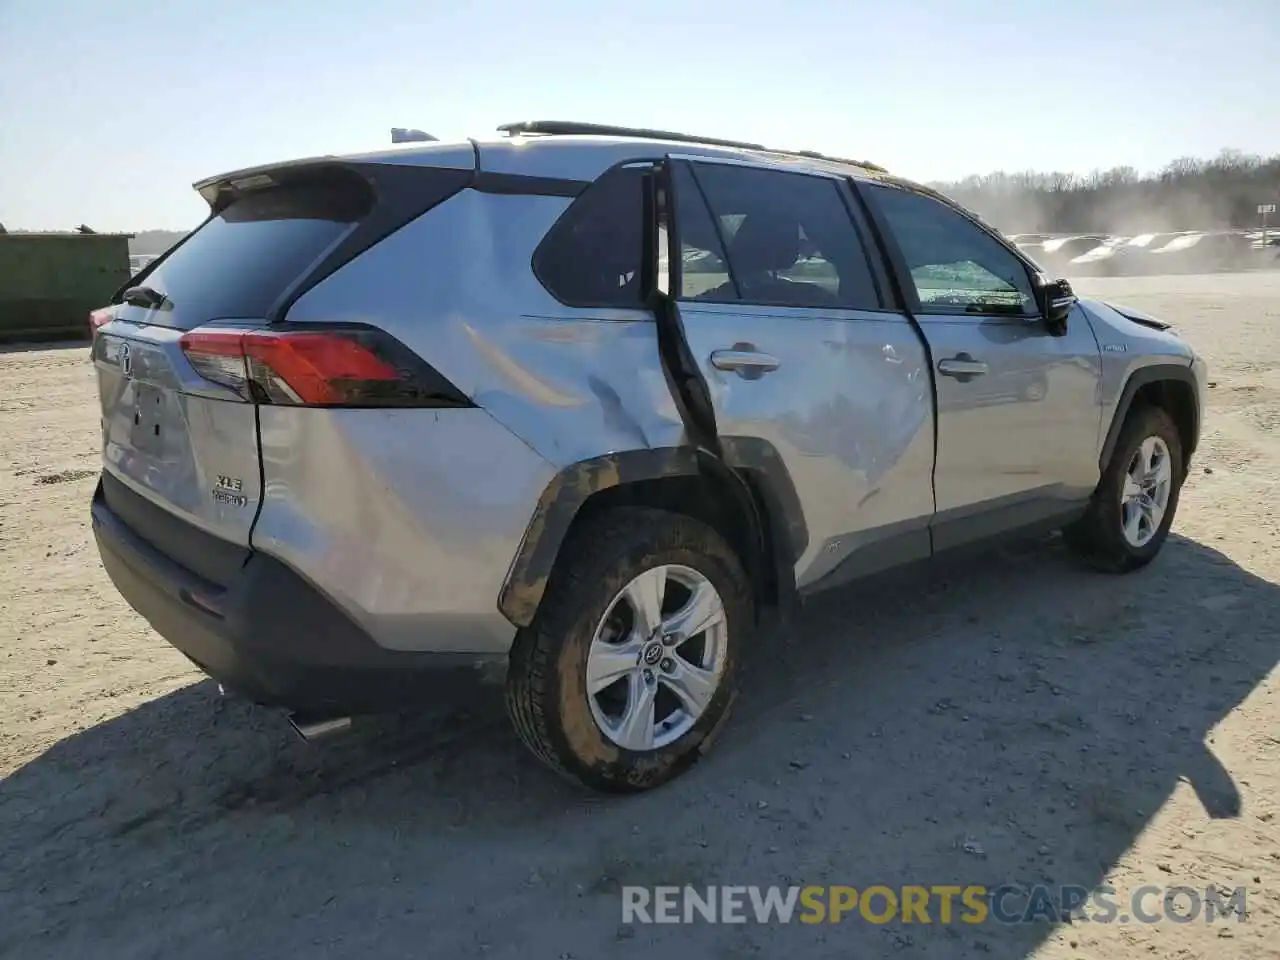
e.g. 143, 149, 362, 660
1, 273, 1277, 959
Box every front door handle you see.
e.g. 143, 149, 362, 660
936, 353, 989, 380
710, 349, 781, 379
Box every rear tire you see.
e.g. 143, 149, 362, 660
505, 507, 752, 792
1064, 404, 1184, 572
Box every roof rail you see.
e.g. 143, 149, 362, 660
495, 120, 886, 172
792, 149, 886, 172
496, 120, 767, 151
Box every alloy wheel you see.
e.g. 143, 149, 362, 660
585, 564, 728, 751
1120, 435, 1173, 548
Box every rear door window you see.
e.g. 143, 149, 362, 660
129, 175, 373, 326
680, 163, 881, 310
534, 166, 647, 308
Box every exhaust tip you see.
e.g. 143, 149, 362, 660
288, 713, 353, 742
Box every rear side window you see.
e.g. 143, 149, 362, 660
681, 163, 880, 310
139, 174, 373, 321
534, 166, 647, 308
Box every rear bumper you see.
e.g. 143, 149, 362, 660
91, 479, 506, 714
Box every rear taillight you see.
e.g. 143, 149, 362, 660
88, 307, 114, 339
179, 325, 471, 408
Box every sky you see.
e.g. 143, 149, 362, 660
1, 0, 1277, 231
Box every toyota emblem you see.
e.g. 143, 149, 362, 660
119, 341, 133, 379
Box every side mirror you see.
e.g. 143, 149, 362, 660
1034, 274, 1076, 336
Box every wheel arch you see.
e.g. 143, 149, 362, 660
497, 444, 807, 629
1100, 363, 1200, 474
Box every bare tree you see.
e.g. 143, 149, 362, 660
930, 150, 1280, 234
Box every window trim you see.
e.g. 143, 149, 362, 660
854, 178, 1044, 323
836, 177, 898, 310
665, 153, 847, 178
671, 158, 894, 314
684, 162, 743, 300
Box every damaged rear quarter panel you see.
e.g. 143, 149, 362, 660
285, 188, 686, 470
286, 185, 817, 631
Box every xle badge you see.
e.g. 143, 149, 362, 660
212, 475, 248, 508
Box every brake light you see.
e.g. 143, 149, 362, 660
179, 325, 471, 408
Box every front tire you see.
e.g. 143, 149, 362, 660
505, 507, 752, 792
1064, 404, 1185, 572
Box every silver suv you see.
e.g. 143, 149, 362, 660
90, 121, 1207, 792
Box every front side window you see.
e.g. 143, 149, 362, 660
677, 162, 880, 310
866, 184, 1036, 316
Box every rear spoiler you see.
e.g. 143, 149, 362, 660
193, 154, 346, 212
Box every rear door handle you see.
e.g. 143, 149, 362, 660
710, 349, 781, 378
936, 353, 989, 379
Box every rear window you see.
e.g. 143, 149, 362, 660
136, 175, 373, 322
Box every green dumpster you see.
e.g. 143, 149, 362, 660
0, 232, 134, 343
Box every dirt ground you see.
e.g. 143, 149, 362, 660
1, 273, 1277, 960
